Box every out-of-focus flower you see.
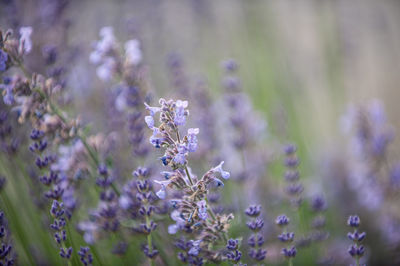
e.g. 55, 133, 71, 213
0, 50, 8, 72
246, 204, 267, 262
124, 39, 142, 66
78, 246, 93, 266
19, 26, 33, 54
347, 215, 366, 263
174, 100, 188, 126
276, 214, 296, 261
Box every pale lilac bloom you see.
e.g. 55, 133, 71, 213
197, 200, 208, 220
0, 50, 7, 71
149, 127, 164, 148
125, 39, 142, 66
173, 144, 187, 164
168, 210, 186, 234
96, 57, 115, 81
115, 91, 127, 111
19, 27, 33, 54
118, 195, 132, 210
174, 100, 188, 126
144, 103, 161, 116
154, 179, 173, 187
89, 26, 115, 64
213, 161, 230, 179
156, 185, 166, 199
187, 128, 199, 152
188, 240, 202, 256
145, 116, 154, 129
3, 88, 14, 105
78, 221, 99, 244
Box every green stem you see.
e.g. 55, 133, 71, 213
184, 166, 194, 186
355, 242, 360, 266
90, 245, 104, 266
66, 222, 81, 266
145, 215, 155, 266
204, 197, 228, 242
61, 241, 72, 266
289, 258, 293, 266
0, 194, 36, 265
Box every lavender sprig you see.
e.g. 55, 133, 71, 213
0, 211, 15, 266
283, 144, 303, 208
145, 98, 233, 263
276, 215, 297, 265
347, 215, 366, 266
246, 205, 267, 262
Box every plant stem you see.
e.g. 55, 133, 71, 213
0, 193, 36, 266
90, 245, 104, 266
184, 165, 194, 186
145, 215, 154, 266
289, 258, 293, 266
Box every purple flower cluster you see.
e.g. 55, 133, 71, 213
0, 211, 15, 266
119, 167, 160, 259
310, 195, 329, 243
347, 215, 366, 264
78, 246, 93, 266
225, 238, 242, 263
0, 50, 8, 72
246, 205, 266, 262
275, 214, 297, 261
29, 128, 74, 260
283, 144, 303, 208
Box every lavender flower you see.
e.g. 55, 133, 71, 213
174, 100, 189, 126
0, 50, 7, 72
145, 98, 234, 263
118, 167, 160, 260
283, 144, 303, 208
175, 237, 204, 265
0, 211, 15, 266
212, 161, 230, 180
1, 77, 14, 106
78, 246, 93, 266
225, 238, 242, 263
246, 204, 267, 262
124, 39, 142, 66
245, 205, 261, 217
276, 214, 297, 262
19, 27, 33, 54
347, 215, 366, 265
187, 128, 199, 152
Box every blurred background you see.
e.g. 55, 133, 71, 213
2, 0, 400, 265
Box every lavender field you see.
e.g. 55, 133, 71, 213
1, 1, 400, 265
